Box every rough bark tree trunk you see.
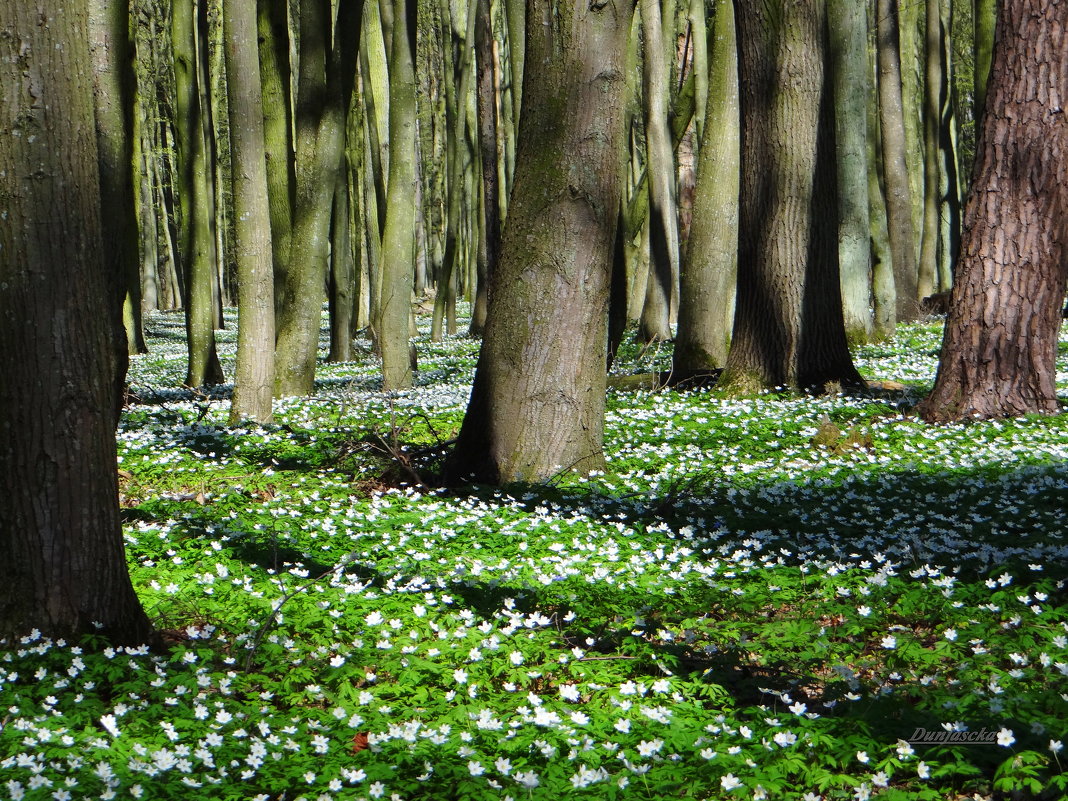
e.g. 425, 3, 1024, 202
720, 0, 864, 393
446, 0, 636, 483
0, 0, 153, 645
919, 0, 1068, 422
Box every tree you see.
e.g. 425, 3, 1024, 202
88, 0, 147, 356
274, 0, 361, 396
172, 0, 225, 388
446, 0, 636, 483
919, 0, 1068, 422
719, 0, 863, 393
225, 0, 276, 424
829, 0, 873, 343
0, 0, 153, 644
378, 0, 418, 390
636, 0, 679, 344
672, 0, 737, 373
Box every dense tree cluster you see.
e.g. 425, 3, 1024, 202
0, 0, 1065, 639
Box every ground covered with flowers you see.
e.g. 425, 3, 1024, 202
2, 311, 1068, 800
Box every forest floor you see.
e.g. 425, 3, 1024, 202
3, 308, 1068, 800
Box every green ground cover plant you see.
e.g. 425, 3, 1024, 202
2, 310, 1067, 800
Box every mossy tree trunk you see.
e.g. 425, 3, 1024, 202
0, 0, 154, 645
256, 0, 295, 322
876, 0, 920, 321
88, 0, 147, 356
274, 0, 362, 396
720, 0, 864, 394
447, 0, 636, 483
225, 0, 276, 424
829, 0, 873, 343
636, 0, 678, 344
919, 0, 1068, 422
379, 0, 418, 390
173, 0, 225, 388
672, 0, 737, 372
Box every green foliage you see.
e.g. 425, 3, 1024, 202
2, 311, 1068, 799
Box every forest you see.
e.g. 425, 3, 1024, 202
2, 0, 1068, 797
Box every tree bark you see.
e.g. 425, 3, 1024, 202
972, 0, 996, 121
469, 0, 500, 337
256, 0, 295, 322
919, 0, 1068, 422
636, 0, 679, 344
0, 0, 153, 645
173, 0, 225, 388
720, 0, 864, 393
379, 0, 418, 390
447, 0, 636, 483
88, 0, 147, 356
829, 0, 873, 343
917, 0, 943, 301
672, 0, 737, 372
274, 0, 362, 396
876, 0, 920, 320
226, 0, 276, 424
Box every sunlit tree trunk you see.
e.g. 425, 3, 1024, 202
173, 0, 225, 387
919, 0, 1068, 422
226, 0, 276, 424
636, 0, 678, 343
0, 0, 153, 645
673, 0, 736, 372
379, 0, 418, 390
876, 0, 920, 320
447, 0, 636, 483
973, 0, 996, 120
256, 0, 295, 321
917, 0, 943, 301
274, 0, 361, 396
469, 0, 499, 336
720, 0, 864, 393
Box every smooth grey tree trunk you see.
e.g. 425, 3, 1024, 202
226, 0, 276, 424
829, 0, 873, 343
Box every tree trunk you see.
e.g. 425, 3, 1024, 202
972, 0, 996, 121
636, 0, 679, 344
829, 0, 873, 343
274, 0, 362, 396
0, 0, 153, 645
917, 0, 942, 301
89, 0, 147, 355
226, 0, 276, 424
379, 0, 418, 390
468, 0, 500, 337
257, 0, 295, 321
919, 0, 1068, 422
446, 0, 636, 483
672, 0, 737, 372
173, 0, 225, 387
329, 161, 356, 362
876, 0, 920, 320
720, 0, 864, 394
